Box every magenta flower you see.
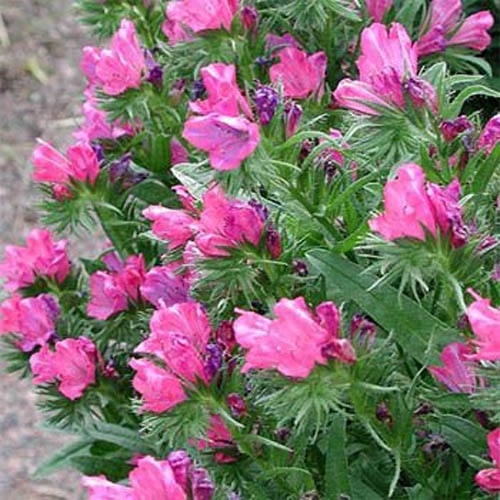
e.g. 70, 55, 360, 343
183, 113, 260, 171
475, 429, 500, 493
0, 294, 59, 352
136, 302, 211, 383
171, 137, 189, 166
333, 23, 436, 115
30, 336, 97, 400
143, 206, 197, 249
196, 414, 236, 464
416, 0, 493, 57
140, 264, 191, 308
114, 255, 147, 302
365, 0, 393, 22
270, 47, 327, 100
162, 0, 239, 44
234, 297, 355, 379
32, 139, 100, 187
466, 290, 500, 361
439, 115, 473, 142
83, 455, 187, 499
87, 271, 128, 320
0, 229, 70, 292
129, 358, 187, 413
478, 115, 500, 155
369, 163, 467, 246
83, 20, 146, 96
428, 342, 478, 393
190, 63, 253, 119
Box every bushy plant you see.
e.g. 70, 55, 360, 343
1, 0, 500, 498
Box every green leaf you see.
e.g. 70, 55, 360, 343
307, 250, 458, 363
324, 414, 351, 498
439, 414, 487, 466
85, 422, 155, 455
470, 142, 500, 194
33, 437, 94, 478
445, 84, 500, 119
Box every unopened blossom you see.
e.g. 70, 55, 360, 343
365, 0, 393, 22
129, 358, 187, 413
466, 290, 500, 361
163, 0, 239, 45
171, 137, 189, 166
30, 337, 97, 400
284, 101, 302, 138
478, 115, 500, 155
0, 294, 59, 352
270, 47, 327, 100
191, 467, 216, 498
83, 20, 146, 95
369, 163, 467, 247
0, 228, 70, 292
197, 414, 236, 464
167, 450, 192, 491
83, 455, 187, 499
428, 342, 479, 393
241, 6, 259, 35
234, 297, 355, 378
136, 301, 211, 383
416, 0, 493, 57
475, 429, 500, 493
32, 140, 100, 187
334, 23, 436, 115
439, 116, 473, 142
254, 86, 279, 125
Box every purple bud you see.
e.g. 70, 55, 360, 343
109, 153, 132, 184
144, 50, 163, 89
456, 313, 469, 331
241, 6, 259, 35
254, 56, 273, 68
439, 116, 473, 142
91, 142, 105, 165
275, 427, 291, 442
248, 199, 269, 221
204, 343, 223, 380
293, 259, 308, 277
349, 314, 376, 349
422, 433, 447, 457
170, 78, 186, 106
414, 402, 434, 416
284, 101, 302, 139
266, 225, 282, 259
254, 86, 279, 126
191, 79, 206, 101
227, 393, 247, 417
375, 402, 393, 427
191, 467, 215, 500
168, 450, 192, 490
404, 76, 435, 109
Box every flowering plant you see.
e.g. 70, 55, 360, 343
2, 0, 500, 498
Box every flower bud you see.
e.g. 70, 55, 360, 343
440, 116, 473, 142
191, 468, 215, 500
266, 225, 282, 259
284, 101, 302, 138
144, 50, 163, 89
293, 259, 308, 277
254, 86, 279, 126
241, 6, 259, 35
227, 393, 247, 417
204, 343, 224, 380
167, 450, 192, 490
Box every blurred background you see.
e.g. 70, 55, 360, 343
0, 1, 89, 498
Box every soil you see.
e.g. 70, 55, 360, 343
0, 1, 94, 498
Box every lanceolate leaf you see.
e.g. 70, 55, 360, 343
307, 250, 458, 363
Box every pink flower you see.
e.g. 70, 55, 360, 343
195, 185, 264, 257
466, 290, 500, 361
140, 264, 191, 308
475, 429, 500, 493
162, 0, 238, 44
87, 271, 128, 320
83, 20, 146, 96
142, 206, 197, 249
190, 63, 253, 119
270, 47, 327, 100
167, 450, 192, 491
115, 255, 147, 302
334, 23, 435, 115
83, 455, 187, 500
428, 342, 478, 393
369, 163, 466, 246
32, 139, 100, 187
136, 302, 210, 383
234, 297, 355, 378
30, 337, 97, 400
130, 358, 187, 413
478, 115, 500, 155
365, 0, 393, 22
416, 0, 493, 56
0, 294, 59, 352
183, 113, 260, 171
171, 137, 189, 166
0, 229, 70, 292
448, 11, 494, 51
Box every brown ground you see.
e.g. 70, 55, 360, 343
0, 2, 93, 498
